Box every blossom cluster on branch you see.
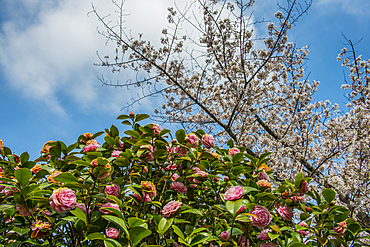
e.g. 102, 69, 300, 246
92, 0, 370, 227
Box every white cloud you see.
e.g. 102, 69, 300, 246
0, 0, 174, 116
316, 0, 370, 17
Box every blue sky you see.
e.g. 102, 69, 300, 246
0, 0, 369, 160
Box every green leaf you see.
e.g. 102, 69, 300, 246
53, 172, 78, 183
117, 114, 130, 120
14, 168, 32, 188
104, 238, 123, 247
128, 218, 146, 228
232, 153, 244, 164
289, 243, 307, 247
225, 199, 243, 216
172, 225, 186, 240
122, 120, 132, 125
322, 188, 336, 203
255, 192, 277, 201
135, 114, 150, 122
181, 209, 203, 216
102, 215, 129, 236
294, 172, 303, 188
348, 221, 361, 233
125, 130, 140, 139
158, 218, 173, 236
86, 232, 106, 241
130, 227, 152, 247
235, 213, 252, 222
12, 227, 30, 235
190, 233, 210, 246
70, 207, 87, 225
175, 129, 186, 144
243, 187, 259, 194
0, 204, 15, 211
20, 152, 30, 164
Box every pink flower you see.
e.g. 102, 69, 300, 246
257, 172, 270, 181
202, 134, 215, 149
190, 184, 197, 188
143, 166, 148, 173
237, 205, 246, 213
276, 203, 293, 221
165, 164, 178, 171
129, 111, 135, 118
258, 229, 271, 240
297, 222, 309, 236
238, 236, 249, 247
296, 181, 309, 196
132, 192, 151, 202
76, 203, 89, 214
100, 203, 120, 214
259, 243, 276, 247
220, 231, 229, 242
172, 173, 180, 181
292, 195, 304, 202
193, 168, 208, 178
49, 188, 77, 213
334, 221, 346, 236
105, 184, 121, 198
152, 123, 162, 135
224, 186, 244, 201
162, 200, 182, 217
185, 133, 199, 147
83, 139, 100, 153
106, 227, 119, 239
249, 205, 272, 229
111, 150, 123, 157
228, 148, 240, 157
171, 182, 187, 193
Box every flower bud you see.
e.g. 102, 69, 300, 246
220, 231, 229, 242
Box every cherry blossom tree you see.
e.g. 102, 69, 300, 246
92, 0, 370, 228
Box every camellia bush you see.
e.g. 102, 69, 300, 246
0, 113, 368, 247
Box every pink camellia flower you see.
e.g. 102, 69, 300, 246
132, 192, 151, 202
220, 231, 229, 242
296, 181, 309, 196
275, 203, 294, 221
202, 134, 215, 149
49, 188, 77, 213
162, 200, 182, 217
141, 181, 157, 198
228, 147, 240, 157
171, 182, 187, 194
172, 173, 180, 181
238, 236, 249, 247
106, 227, 119, 239
224, 186, 244, 201
297, 221, 309, 236
193, 168, 209, 178
185, 133, 199, 147
259, 242, 276, 247
249, 205, 272, 229
334, 221, 347, 236
100, 203, 120, 214
105, 184, 121, 198
129, 111, 135, 118
165, 163, 177, 171
237, 205, 246, 213
111, 150, 123, 157
83, 139, 101, 153
152, 123, 162, 135
257, 172, 270, 181
190, 184, 197, 188
258, 229, 271, 240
